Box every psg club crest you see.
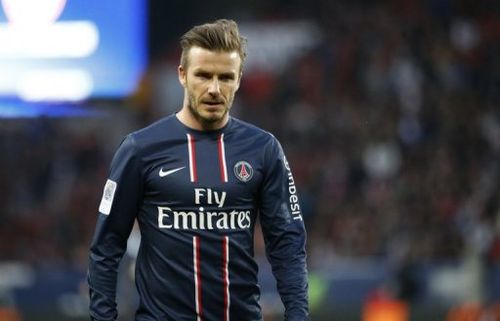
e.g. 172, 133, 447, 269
234, 161, 253, 182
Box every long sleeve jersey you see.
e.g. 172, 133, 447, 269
88, 114, 309, 321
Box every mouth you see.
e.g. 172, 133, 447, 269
201, 101, 224, 108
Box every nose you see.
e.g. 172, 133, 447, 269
208, 78, 220, 95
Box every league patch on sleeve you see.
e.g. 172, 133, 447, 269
99, 179, 117, 215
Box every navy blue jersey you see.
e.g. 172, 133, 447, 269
88, 115, 308, 321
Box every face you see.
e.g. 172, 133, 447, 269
178, 46, 242, 129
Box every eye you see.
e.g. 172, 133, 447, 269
219, 74, 235, 82
195, 72, 211, 79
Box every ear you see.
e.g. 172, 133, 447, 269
178, 65, 186, 87
235, 71, 243, 91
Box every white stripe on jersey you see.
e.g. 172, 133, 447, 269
218, 134, 228, 183
223, 236, 230, 321
187, 134, 197, 182
193, 236, 203, 321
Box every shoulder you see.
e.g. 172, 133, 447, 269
112, 115, 177, 161
230, 117, 279, 145
130, 115, 177, 144
229, 117, 284, 162
123, 114, 182, 153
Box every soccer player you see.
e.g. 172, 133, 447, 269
88, 19, 309, 321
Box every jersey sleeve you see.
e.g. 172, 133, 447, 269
88, 134, 143, 321
259, 136, 309, 321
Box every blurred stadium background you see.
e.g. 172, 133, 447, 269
1, 0, 500, 320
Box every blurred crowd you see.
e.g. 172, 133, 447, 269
1, 0, 500, 304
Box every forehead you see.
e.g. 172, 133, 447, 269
186, 46, 241, 73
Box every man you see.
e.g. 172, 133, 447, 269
88, 19, 309, 321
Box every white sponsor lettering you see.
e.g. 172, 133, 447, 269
158, 206, 251, 230
158, 188, 251, 230
284, 158, 303, 221
194, 188, 226, 208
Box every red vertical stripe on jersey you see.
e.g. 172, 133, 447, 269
187, 134, 198, 183
218, 134, 228, 183
193, 236, 203, 321
222, 236, 230, 321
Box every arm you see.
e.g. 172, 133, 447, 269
259, 136, 309, 321
88, 135, 143, 321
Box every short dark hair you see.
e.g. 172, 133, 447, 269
180, 19, 247, 72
